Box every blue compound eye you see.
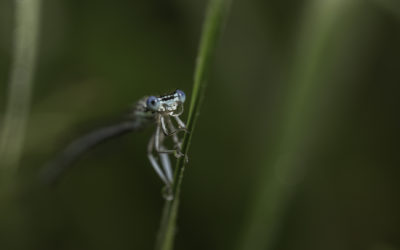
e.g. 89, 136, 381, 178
146, 96, 160, 111
175, 89, 186, 103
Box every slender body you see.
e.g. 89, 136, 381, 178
42, 90, 187, 200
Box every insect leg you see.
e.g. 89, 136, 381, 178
147, 131, 170, 186
166, 117, 189, 163
155, 130, 173, 183
155, 119, 184, 158
160, 116, 177, 136
164, 116, 181, 148
148, 129, 174, 200
159, 147, 173, 184
173, 103, 184, 116
173, 116, 189, 133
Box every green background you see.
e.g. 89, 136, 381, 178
0, 0, 399, 249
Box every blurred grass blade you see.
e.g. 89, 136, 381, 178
0, 0, 41, 174
237, 1, 351, 250
370, 0, 400, 21
155, 0, 232, 249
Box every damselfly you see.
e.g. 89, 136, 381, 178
42, 89, 188, 200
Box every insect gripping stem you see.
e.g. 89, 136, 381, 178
40, 90, 188, 201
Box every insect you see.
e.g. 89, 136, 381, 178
41, 89, 188, 200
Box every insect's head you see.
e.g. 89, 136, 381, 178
146, 89, 186, 115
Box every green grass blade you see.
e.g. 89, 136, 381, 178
237, 1, 351, 249
0, 1, 41, 247
155, 0, 232, 249
0, 0, 41, 176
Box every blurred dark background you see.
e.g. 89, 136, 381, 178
0, 0, 399, 250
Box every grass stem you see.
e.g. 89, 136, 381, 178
155, 0, 231, 249
0, 0, 41, 176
